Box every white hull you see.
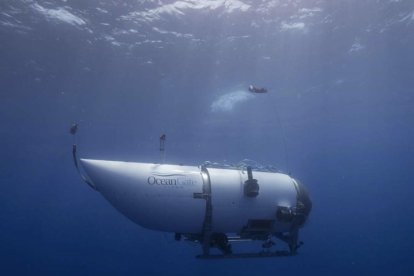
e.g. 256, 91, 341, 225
81, 159, 304, 234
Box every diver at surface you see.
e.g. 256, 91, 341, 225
248, 85, 268, 93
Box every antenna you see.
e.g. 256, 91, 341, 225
69, 122, 96, 190
70, 122, 78, 144
160, 134, 166, 164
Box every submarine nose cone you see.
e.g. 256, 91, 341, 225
79, 159, 150, 198
80, 159, 122, 191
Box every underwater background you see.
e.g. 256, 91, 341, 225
1, 0, 414, 275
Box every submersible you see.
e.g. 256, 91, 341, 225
76, 156, 311, 258
72, 123, 311, 258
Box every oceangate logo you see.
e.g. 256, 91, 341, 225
147, 176, 177, 186
147, 172, 197, 187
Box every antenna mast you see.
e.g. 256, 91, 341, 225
160, 134, 166, 164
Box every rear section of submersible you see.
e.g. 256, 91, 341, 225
79, 159, 312, 258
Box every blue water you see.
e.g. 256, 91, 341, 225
1, 1, 414, 275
